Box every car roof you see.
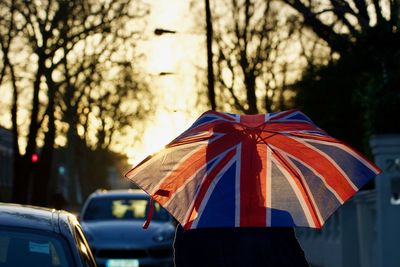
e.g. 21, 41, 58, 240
0, 202, 76, 233
87, 189, 149, 199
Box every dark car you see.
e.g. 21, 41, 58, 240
79, 189, 175, 267
0, 202, 97, 267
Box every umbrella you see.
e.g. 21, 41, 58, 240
125, 110, 381, 230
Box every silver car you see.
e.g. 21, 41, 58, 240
79, 189, 175, 267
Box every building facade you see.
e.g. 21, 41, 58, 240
0, 127, 13, 202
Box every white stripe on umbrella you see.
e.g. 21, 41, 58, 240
190, 156, 237, 228
271, 156, 317, 228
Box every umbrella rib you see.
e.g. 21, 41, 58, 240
267, 144, 322, 228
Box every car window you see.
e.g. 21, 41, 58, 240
73, 225, 97, 267
0, 227, 73, 267
82, 196, 170, 222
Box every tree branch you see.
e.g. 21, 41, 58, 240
284, 0, 351, 53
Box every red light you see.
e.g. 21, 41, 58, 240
31, 153, 39, 163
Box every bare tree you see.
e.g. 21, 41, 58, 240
285, 0, 400, 143
0, 2, 22, 202
0, 0, 150, 205
198, 0, 300, 114
284, 0, 400, 54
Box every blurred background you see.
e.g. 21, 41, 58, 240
0, 0, 399, 266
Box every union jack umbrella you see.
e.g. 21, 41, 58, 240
125, 110, 381, 230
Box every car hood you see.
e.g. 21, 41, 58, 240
81, 220, 175, 247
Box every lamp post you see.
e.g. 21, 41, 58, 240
205, 0, 216, 111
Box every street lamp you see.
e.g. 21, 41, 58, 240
158, 71, 175, 76
154, 28, 177, 36
153, 0, 216, 111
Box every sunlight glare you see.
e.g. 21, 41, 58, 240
127, 111, 193, 167
126, 0, 203, 167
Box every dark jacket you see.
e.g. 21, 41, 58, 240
173, 225, 309, 267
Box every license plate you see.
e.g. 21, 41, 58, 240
106, 259, 139, 267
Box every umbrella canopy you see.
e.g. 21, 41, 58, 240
125, 110, 381, 229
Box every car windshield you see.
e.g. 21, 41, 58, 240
0, 227, 73, 267
82, 196, 170, 222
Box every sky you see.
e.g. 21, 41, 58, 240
0, 0, 205, 168
126, 0, 206, 166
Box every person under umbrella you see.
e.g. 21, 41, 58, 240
173, 127, 309, 266
173, 224, 309, 267
125, 110, 381, 267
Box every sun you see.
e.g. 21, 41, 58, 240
127, 110, 195, 167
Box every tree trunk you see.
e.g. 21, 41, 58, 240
11, 156, 30, 204
31, 109, 55, 206
245, 74, 258, 114
31, 69, 57, 206
15, 56, 46, 203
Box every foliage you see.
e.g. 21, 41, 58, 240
294, 53, 373, 152
286, 0, 400, 152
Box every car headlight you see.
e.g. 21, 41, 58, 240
153, 230, 174, 242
